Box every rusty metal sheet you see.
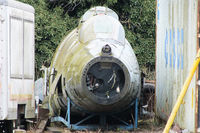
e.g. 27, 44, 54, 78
156, 0, 198, 132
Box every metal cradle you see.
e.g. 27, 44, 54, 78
51, 97, 138, 130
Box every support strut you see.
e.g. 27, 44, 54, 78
51, 97, 139, 130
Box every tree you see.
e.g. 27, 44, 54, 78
19, 0, 156, 79
19, 0, 76, 78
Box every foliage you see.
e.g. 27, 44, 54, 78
117, 0, 156, 70
18, 0, 155, 78
19, 0, 76, 78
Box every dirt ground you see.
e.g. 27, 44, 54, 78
30, 117, 164, 133
134, 118, 164, 133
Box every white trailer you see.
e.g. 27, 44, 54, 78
0, 0, 35, 130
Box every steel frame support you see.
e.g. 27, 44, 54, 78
51, 97, 139, 130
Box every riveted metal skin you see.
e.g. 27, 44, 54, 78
48, 6, 141, 116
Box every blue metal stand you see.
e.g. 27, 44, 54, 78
134, 98, 138, 128
51, 97, 139, 130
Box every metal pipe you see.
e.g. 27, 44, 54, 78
163, 49, 200, 133
67, 97, 70, 127
134, 98, 138, 128
44, 68, 47, 96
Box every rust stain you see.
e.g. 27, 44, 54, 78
162, 108, 169, 118
10, 94, 32, 101
9, 84, 33, 101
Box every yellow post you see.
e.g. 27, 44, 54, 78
163, 49, 200, 133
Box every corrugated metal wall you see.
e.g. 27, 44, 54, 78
156, 0, 198, 131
